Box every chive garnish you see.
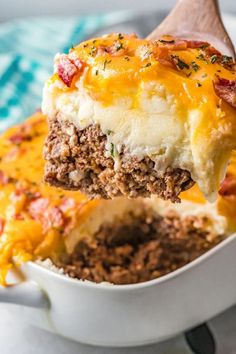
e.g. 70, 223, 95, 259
171, 55, 189, 70
110, 143, 115, 157
210, 54, 218, 63
200, 43, 210, 49
159, 39, 175, 44
106, 129, 113, 135
89, 46, 97, 56
116, 42, 124, 51
191, 61, 200, 71
196, 82, 202, 87
222, 55, 232, 64
103, 59, 112, 70
196, 54, 208, 63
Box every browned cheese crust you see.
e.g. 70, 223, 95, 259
55, 211, 223, 285
44, 118, 194, 201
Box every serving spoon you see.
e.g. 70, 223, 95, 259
147, 0, 235, 58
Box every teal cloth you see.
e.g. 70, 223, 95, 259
0, 13, 130, 131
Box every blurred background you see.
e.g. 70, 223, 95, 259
0, 0, 236, 21
0, 0, 235, 130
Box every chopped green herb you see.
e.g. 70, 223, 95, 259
106, 129, 113, 135
103, 59, 112, 70
89, 46, 97, 56
143, 50, 153, 58
202, 73, 208, 78
142, 62, 152, 68
222, 55, 232, 64
95, 69, 99, 76
210, 54, 218, 63
92, 39, 97, 44
200, 43, 210, 49
124, 56, 130, 61
196, 82, 202, 87
171, 55, 189, 70
118, 33, 124, 40
83, 43, 88, 48
191, 61, 200, 71
159, 39, 175, 44
110, 143, 115, 157
25, 191, 36, 199
196, 53, 208, 63
186, 72, 192, 77
116, 42, 124, 51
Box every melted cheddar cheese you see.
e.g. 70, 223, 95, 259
181, 151, 236, 232
0, 113, 101, 285
42, 34, 236, 201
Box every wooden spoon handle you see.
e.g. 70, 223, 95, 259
148, 0, 235, 58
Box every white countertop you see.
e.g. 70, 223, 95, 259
1, 304, 236, 354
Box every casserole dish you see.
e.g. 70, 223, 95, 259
1, 234, 236, 347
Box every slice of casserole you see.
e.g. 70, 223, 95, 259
0, 112, 235, 285
42, 34, 236, 202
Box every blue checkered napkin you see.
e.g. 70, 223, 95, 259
0, 12, 130, 131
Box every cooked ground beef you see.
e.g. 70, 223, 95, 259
55, 211, 224, 285
44, 118, 194, 201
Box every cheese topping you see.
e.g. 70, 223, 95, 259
42, 34, 236, 201
0, 113, 98, 285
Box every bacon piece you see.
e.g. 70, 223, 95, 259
59, 197, 76, 213
205, 45, 222, 58
4, 147, 19, 161
186, 40, 210, 49
0, 218, 5, 234
219, 173, 236, 196
154, 47, 175, 68
158, 38, 187, 51
28, 197, 49, 218
213, 76, 236, 108
74, 58, 84, 71
8, 133, 24, 144
57, 55, 85, 87
0, 171, 9, 185
44, 207, 64, 230
28, 197, 64, 232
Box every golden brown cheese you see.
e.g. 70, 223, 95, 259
0, 113, 100, 285
181, 151, 236, 232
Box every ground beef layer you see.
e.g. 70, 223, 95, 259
44, 118, 194, 201
55, 212, 223, 285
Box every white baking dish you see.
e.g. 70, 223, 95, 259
0, 232, 236, 347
